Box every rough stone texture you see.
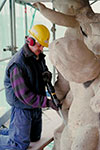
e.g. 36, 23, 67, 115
33, 0, 100, 149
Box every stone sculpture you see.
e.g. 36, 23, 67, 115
33, 0, 100, 149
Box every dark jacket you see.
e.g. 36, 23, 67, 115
4, 44, 48, 109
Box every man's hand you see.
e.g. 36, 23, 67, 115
46, 99, 59, 111
42, 71, 52, 84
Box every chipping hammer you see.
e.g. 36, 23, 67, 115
41, 62, 66, 124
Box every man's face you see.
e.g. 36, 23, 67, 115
29, 42, 44, 56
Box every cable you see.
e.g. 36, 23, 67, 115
90, 0, 98, 5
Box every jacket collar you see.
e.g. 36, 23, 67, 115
23, 43, 46, 60
23, 43, 36, 58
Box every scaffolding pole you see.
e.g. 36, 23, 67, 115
9, 0, 17, 55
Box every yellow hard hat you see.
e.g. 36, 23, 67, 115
29, 24, 50, 47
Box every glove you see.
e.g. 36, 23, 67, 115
46, 99, 59, 111
42, 71, 52, 84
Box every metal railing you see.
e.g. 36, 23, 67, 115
0, 57, 12, 127
0, 0, 7, 12
0, 109, 11, 127
0, 57, 12, 92
0, 57, 12, 62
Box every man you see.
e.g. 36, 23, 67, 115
0, 24, 58, 150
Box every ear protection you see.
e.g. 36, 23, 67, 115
26, 37, 36, 46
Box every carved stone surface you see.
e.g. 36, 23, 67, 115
33, 0, 100, 149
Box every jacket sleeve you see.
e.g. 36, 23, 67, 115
41, 58, 49, 72
10, 65, 48, 108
